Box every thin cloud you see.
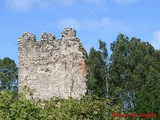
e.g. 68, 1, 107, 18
83, 0, 109, 10
59, 18, 80, 30
152, 30, 160, 50
58, 0, 75, 6
85, 17, 130, 33
5, 0, 33, 11
114, 0, 138, 4
4, 0, 75, 11
84, 0, 107, 5
58, 17, 130, 34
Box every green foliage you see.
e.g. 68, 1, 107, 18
108, 34, 160, 118
99, 39, 108, 61
86, 40, 108, 97
0, 57, 18, 91
0, 91, 122, 120
0, 91, 42, 120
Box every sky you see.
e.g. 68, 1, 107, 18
0, 0, 160, 65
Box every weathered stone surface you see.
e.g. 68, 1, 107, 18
18, 28, 87, 100
41, 32, 56, 41
19, 32, 36, 42
61, 28, 76, 39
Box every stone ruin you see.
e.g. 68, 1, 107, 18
18, 28, 87, 100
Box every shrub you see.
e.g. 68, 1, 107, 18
0, 91, 122, 120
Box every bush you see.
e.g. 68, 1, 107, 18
0, 91, 122, 120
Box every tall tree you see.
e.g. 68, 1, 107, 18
99, 39, 108, 62
108, 34, 160, 116
86, 40, 108, 97
0, 57, 18, 91
134, 49, 160, 117
109, 34, 130, 107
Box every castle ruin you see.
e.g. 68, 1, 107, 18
18, 28, 87, 100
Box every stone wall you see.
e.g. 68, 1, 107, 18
18, 28, 87, 100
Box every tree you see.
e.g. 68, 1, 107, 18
99, 39, 108, 62
108, 34, 160, 117
86, 40, 108, 97
0, 57, 18, 91
134, 49, 160, 117
108, 34, 130, 107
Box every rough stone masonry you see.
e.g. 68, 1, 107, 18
18, 28, 87, 100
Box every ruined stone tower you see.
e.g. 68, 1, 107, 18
18, 28, 87, 100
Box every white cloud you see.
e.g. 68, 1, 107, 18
58, 17, 130, 34
59, 18, 80, 30
5, 0, 33, 11
35, 0, 51, 9
83, 0, 109, 10
84, 0, 107, 5
84, 18, 112, 31
85, 17, 130, 33
58, 0, 75, 6
152, 31, 160, 50
5, 0, 75, 11
114, 0, 138, 4
4, 0, 138, 12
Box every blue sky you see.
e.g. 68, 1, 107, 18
0, 0, 160, 65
